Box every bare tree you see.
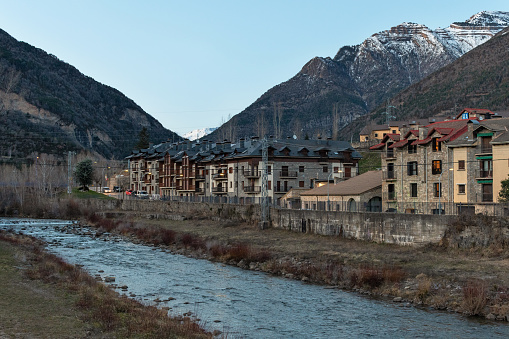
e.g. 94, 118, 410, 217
332, 103, 340, 140
272, 102, 284, 138
256, 110, 267, 138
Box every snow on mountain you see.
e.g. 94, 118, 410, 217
182, 127, 217, 141
436, 11, 509, 57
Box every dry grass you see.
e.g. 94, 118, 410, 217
0, 230, 212, 338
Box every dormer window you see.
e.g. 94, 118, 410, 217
408, 142, 417, 154
432, 138, 441, 152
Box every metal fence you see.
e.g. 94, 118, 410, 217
129, 194, 509, 216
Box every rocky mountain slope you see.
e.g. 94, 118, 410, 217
0, 29, 180, 160
211, 11, 509, 141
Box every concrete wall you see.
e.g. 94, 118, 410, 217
272, 209, 454, 246
82, 199, 458, 246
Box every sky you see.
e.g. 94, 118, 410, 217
0, 1, 507, 136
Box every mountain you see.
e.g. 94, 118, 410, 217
0, 29, 180, 160
210, 11, 509, 141
182, 127, 217, 141
351, 25, 509, 132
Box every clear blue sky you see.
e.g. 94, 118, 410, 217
0, 1, 506, 135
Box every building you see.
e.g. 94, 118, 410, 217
299, 170, 382, 212
370, 119, 471, 214
359, 117, 448, 143
448, 117, 509, 214
126, 137, 362, 204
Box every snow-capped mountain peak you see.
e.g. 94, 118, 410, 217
182, 127, 217, 141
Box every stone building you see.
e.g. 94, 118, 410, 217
126, 137, 362, 204
371, 119, 471, 214
299, 170, 382, 212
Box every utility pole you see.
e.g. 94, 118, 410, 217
67, 151, 72, 194
260, 138, 270, 229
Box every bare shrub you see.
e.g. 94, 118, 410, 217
461, 279, 488, 315
415, 273, 431, 302
227, 243, 251, 261
359, 265, 383, 289
383, 266, 407, 283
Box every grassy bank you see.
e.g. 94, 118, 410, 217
0, 230, 212, 338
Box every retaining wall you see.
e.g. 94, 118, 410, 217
272, 209, 454, 246
79, 199, 462, 246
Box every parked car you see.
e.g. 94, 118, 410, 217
113, 186, 121, 192
136, 190, 149, 199
102, 187, 111, 193
126, 189, 133, 196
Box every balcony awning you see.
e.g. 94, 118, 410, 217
476, 156, 493, 160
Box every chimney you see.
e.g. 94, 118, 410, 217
399, 124, 410, 137
418, 126, 428, 140
467, 121, 475, 139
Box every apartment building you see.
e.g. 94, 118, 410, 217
126, 137, 362, 204
448, 117, 509, 213
370, 119, 470, 214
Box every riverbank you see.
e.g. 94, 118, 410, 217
0, 229, 212, 338
81, 211, 509, 322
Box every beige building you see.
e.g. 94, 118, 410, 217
300, 170, 382, 212
448, 118, 509, 209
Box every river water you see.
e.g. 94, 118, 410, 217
2, 218, 509, 338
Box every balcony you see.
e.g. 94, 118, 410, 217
243, 170, 261, 178
383, 191, 397, 201
195, 187, 205, 194
476, 169, 493, 179
195, 174, 206, 181
177, 185, 195, 192
244, 186, 261, 194
382, 150, 396, 159
279, 171, 298, 178
274, 186, 292, 194
213, 173, 228, 180
383, 170, 397, 181
188, 171, 196, 178
212, 186, 227, 194
476, 146, 493, 155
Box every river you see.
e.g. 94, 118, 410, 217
1, 218, 508, 338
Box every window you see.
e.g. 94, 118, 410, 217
432, 160, 442, 174
408, 142, 417, 154
334, 167, 339, 173
230, 182, 232, 188
392, 130, 397, 134
299, 166, 304, 173
407, 162, 418, 176
323, 166, 328, 173
458, 184, 465, 194
268, 181, 271, 190
268, 166, 272, 174
299, 181, 304, 188
433, 182, 442, 197
374, 133, 378, 137
229, 167, 233, 174
432, 138, 441, 152
410, 183, 418, 197
458, 160, 465, 170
